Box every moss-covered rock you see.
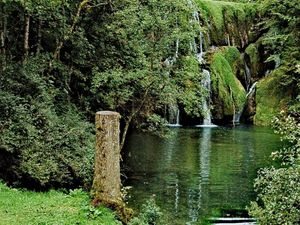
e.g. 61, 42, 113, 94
221, 46, 242, 73
210, 51, 246, 119
195, 0, 257, 48
245, 43, 260, 79
254, 69, 292, 126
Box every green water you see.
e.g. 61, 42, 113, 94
123, 125, 281, 224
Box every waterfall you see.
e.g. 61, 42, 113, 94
175, 38, 179, 58
243, 54, 251, 91
201, 69, 212, 125
246, 82, 257, 98
233, 108, 243, 125
233, 53, 257, 124
196, 31, 205, 64
187, 0, 217, 127
196, 69, 217, 127
167, 105, 181, 127
164, 31, 180, 126
233, 82, 258, 124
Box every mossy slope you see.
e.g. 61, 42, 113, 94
210, 48, 246, 118
196, 0, 257, 48
254, 70, 292, 126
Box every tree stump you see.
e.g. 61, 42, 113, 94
92, 111, 122, 205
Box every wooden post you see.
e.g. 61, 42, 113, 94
92, 111, 122, 205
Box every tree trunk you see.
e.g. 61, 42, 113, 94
36, 18, 42, 54
0, 4, 7, 70
120, 117, 132, 151
49, 0, 89, 70
92, 111, 122, 205
53, 0, 89, 60
23, 13, 30, 62
92, 111, 133, 223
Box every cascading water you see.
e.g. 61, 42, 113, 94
175, 38, 179, 58
233, 82, 258, 124
233, 83, 256, 124
246, 82, 257, 98
167, 105, 181, 127
197, 31, 205, 64
165, 29, 180, 126
187, 0, 217, 127
200, 69, 212, 125
233, 52, 258, 124
243, 54, 251, 91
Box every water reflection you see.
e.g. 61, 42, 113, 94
124, 126, 281, 224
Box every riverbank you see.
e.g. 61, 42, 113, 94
0, 182, 121, 225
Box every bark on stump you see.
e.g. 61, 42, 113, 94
92, 111, 122, 204
92, 111, 132, 222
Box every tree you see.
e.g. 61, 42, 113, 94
91, 0, 203, 150
0, 0, 95, 188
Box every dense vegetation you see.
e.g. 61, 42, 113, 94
247, 1, 300, 223
0, 0, 204, 189
253, 0, 300, 124
249, 114, 300, 224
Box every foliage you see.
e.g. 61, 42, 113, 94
253, 0, 300, 119
0, 0, 204, 187
0, 56, 94, 188
90, 0, 204, 146
248, 114, 300, 224
128, 198, 162, 225
175, 56, 205, 117
0, 181, 121, 225
222, 46, 242, 74
139, 114, 170, 138
258, 0, 300, 57
90, 0, 195, 111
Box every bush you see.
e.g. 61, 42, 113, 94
248, 114, 300, 224
0, 57, 94, 189
128, 198, 162, 225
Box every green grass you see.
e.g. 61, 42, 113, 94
0, 182, 121, 225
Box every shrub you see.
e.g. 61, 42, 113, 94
0, 57, 94, 189
128, 198, 162, 225
248, 114, 300, 224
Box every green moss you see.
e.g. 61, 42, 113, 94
210, 52, 246, 116
221, 46, 242, 73
195, 0, 257, 47
0, 182, 121, 225
197, 0, 224, 30
254, 70, 292, 126
245, 43, 259, 75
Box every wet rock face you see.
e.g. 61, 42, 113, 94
244, 91, 256, 123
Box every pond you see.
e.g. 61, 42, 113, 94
123, 125, 281, 224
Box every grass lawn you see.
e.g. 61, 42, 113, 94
0, 182, 121, 225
